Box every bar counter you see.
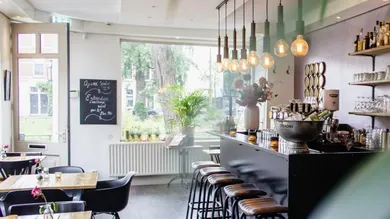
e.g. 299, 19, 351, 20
213, 132, 378, 219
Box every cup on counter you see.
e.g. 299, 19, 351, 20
248, 129, 257, 142
229, 126, 237, 137
55, 172, 62, 180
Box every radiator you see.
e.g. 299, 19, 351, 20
109, 142, 209, 177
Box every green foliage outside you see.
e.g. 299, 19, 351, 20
36, 81, 53, 116
134, 102, 148, 121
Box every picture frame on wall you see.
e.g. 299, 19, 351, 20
4, 70, 11, 101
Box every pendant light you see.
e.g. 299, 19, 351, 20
222, 3, 231, 71
247, 0, 259, 67
274, 0, 289, 57
216, 8, 224, 73
291, 0, 309, 56
238, 0, 249, 73
229, 0, 240, 73
260, 0, 275, 69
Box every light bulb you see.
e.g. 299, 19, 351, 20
248, 51, 260, 67
216, 62, 224, 73
223, 58, 231, 71
274, 39, 289, 57
260, 52, 275, 69
239, 59, 250, 73
291, 35, 309, 57
229, 59, 240, 73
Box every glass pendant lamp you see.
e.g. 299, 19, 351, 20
238, 0, 249, 73
222, 3, 231, 71
229, 0, 239, 73
274, 0, 289, 57
248, 0, 259, 67
216, 8, 224, 73
260, 0, 275, 69
291, 35, 309, 56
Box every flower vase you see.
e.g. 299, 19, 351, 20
43, 204, 54, 219
1, 151, 6, 159
244, 103, 260, 130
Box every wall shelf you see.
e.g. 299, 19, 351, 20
349, 112, 390, 117
349, 80, 390, 86
349, 45, 390, 57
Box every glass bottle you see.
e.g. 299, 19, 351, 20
354, 35, 359, 52
379, 21, 386, 46
386, 23, 390, 46
358, 28, 364, 51
364, 32, 370, 50
372, 27, 377, 48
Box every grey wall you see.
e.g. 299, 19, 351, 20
294, 5, 390, 129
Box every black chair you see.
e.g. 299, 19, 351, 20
48, 166, 84, 200
81, 171, 135, 219
0, 159, 33, 179
49, 166, 84, 174
6, 152, 43, 157
8, 201, 86, 216
0, 189, 72, 216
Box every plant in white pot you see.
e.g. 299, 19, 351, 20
167, 85, 209, 146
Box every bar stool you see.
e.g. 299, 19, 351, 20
202, 173, 244, 219
187, 165, 229, 219
186, 161, 221, 219
222, 183, 267, 219
238, 198, 288, 219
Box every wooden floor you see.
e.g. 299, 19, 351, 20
119, 184, 189, 219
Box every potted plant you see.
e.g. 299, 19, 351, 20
147, 129, 153, 141
166, 85, 209, 146
154, 128, 161, 141
129, 130, 136, 142
31, 186, 59, 218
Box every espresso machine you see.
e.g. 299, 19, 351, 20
320, 89, 340, 142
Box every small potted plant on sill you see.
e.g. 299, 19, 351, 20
31, 186, 59, 219
155, 128, 161, 141
147, 129, 153, 142
129, 130, 136, 142
135, 131, 142, 142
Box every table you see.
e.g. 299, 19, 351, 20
202, 149, 220, 163
0, 172, 98, 192
0, 156, 46, 162
166, 145, 203, 188
1, 211, 92, 219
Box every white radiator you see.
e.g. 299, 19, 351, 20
109, 142, 210, 177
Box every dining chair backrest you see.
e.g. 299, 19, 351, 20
0, 159, 33, 179
8, 201, 86, 216
48, 166, 84, 174
82, 171, 135, 213
0, 189, 72, 216
5, 152, 43, 157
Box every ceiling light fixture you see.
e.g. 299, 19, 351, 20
260, 0, 275, 69
238, 0, 249, 73
248, 0, 259, 67
229, 0, 240, 73
216, 7, 224, 73
291, 0, 309, 56
274, 0, 289, 57
336, 16, 341, 19
222, 2, 231, 71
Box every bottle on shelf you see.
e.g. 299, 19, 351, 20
386, 23, 390, 46
370, 32, 375, 49
354, 35, 360, 52
358, 28, 364, 51
372, 26, 377, 48
364, 32, 370, 50
384, 22, 389, 46
379, 21, 386, 47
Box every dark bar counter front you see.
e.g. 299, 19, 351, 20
216, 132, 378, 219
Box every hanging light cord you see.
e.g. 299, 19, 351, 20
252, 0, 254, 22
218, 8, 220, 37
266, 0, 269, 21
234, 0, 236, 29
243, 0, 245, 26
225, 3, 227, 36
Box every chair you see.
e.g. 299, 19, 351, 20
48, 166, 84, 200
8, 201, 86, 216
5, 152, 43, 157
0, 159, 33, 179
81, 171, 135, 219
0, 189, 72, 216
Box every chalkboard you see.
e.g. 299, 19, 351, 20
80, 79, 117, 125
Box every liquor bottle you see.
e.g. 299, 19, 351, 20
386, 23, 390, 46
303, 110, 318, 121
364, 32, 370, 50
377, 21, 382, 47
379, 21, 386, 47
370, 32, 375, 49
358, 28, 364, 51
372, 27, 377, 48
354, 35, 359, 52
384, 21, 389, 46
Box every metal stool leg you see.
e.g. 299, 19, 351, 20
222, 196, 230, 219
211, 187, 221, 219
203, 183, 214, 219
186, 170, 200, 219
239, 213, 246, 219
231, 199, 239, 219
196, 176, 207, 219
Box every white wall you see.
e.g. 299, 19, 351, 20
70, 33, 121, 179
0, 13, 12, 147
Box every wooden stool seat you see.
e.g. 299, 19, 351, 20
207, 173, 244, 186
199, 167, 229, 177
224, 183, 267, 198
238, 198, 288, 216
191, 161, 219, 170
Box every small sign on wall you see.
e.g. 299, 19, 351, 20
79, 79, 117, 125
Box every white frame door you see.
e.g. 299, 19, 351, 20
12, 23, 69, 166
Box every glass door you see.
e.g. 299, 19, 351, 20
12, 23, 69, 166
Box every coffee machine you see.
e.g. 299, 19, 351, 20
320, 89, 340, 142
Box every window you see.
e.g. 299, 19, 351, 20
121, 42, 245, 139
34, 63, 44, 76
29, 87, 48, 115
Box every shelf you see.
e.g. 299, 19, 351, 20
349, 45, 390, 56
349, 112, 390, 117
349, 80, 390, 86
